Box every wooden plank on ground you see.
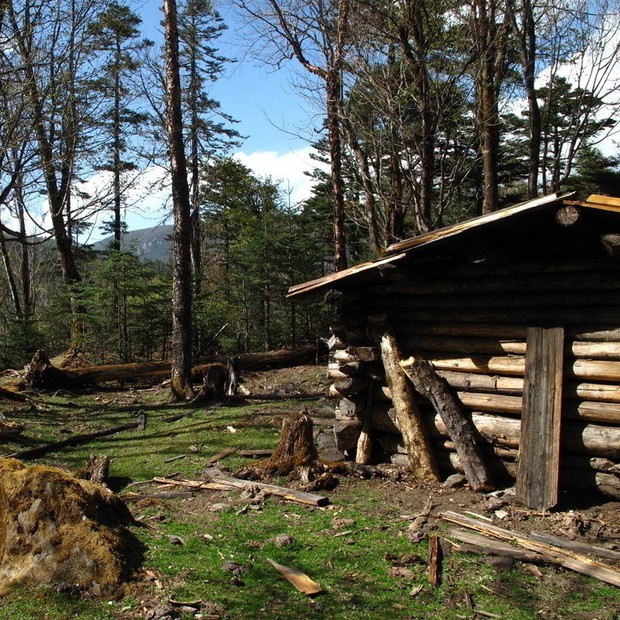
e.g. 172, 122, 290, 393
204, 467, 329, 506
517, 326, 564, 510
441, 511, 620, 588
529, 531, 620, 562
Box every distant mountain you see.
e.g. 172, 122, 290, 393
92, 225, 173, 263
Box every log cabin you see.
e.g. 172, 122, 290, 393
287, 193, 620, 509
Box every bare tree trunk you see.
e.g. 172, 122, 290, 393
164, 0, 194, 401
510, 0, 541, 199
470, 0, 509, 214
261, 0, 350, 271
327, 66, 348, 272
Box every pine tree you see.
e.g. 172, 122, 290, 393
88, 1, 152, 251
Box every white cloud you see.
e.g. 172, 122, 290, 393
71, 146, 323, 241
233, 147, 323, 207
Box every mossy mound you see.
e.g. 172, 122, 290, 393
0, 458, 143, 597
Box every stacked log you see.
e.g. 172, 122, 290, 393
327, 256, 620, 499
327, 327, 379, 461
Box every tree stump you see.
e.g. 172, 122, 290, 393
83, 455, 111, 486
191, 363, 228, 403
270, 413, 317, 470
238, 413, 318, 479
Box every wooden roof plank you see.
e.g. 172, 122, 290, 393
386, 193, 565, 253
287, 191, 620, 301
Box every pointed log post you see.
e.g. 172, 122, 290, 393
400, 357, 495, 492
368, 315, 439, 482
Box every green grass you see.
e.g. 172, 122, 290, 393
1, 387, 619, 619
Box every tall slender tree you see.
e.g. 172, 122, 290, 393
177, 0, 240, 297
88, 1, 150, 251
234, 0, 351, 271
163, 0, 194, 400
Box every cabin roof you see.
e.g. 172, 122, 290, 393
287, 193, 620, 300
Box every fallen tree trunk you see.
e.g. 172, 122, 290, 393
23, 346, 319, 390
0, 386, 29, 402
6, 412, 147, 459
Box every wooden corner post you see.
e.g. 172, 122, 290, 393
517, 326, 565, 510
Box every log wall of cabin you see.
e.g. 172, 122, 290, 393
327, 253, 620, 499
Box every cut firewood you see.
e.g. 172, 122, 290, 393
441, 511, 620, 587
266, 558, 323, 596
6, 412, 147, 460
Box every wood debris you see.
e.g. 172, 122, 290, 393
406, 496, 433, 543
266, 558, 323, 596
204, 468, 329, 507
206, 447, 238, 464
152, 468, 329, 507
442, 510, 620, 587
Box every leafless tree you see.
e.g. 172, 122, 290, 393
233, 0, 351, 271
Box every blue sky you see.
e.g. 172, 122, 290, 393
84, 0, 323, 240
148, 1, 320, 192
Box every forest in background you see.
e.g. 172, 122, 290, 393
2, 0, 620, 371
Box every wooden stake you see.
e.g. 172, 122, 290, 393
428, 535, 442, 586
